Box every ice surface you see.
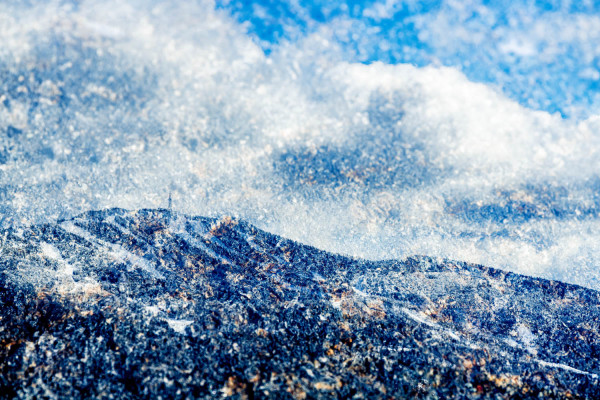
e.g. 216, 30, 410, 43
2, 0, 600, 289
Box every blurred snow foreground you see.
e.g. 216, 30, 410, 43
2, 0, 600, 289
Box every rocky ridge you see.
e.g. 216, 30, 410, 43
0, 208, 599, 398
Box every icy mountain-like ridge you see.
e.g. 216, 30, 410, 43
1, 208, 599, 398
4, 0, 600, 290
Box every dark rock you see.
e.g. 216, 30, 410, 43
0, 208, 599, 399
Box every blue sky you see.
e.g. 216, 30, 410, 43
219, 0, 600, 118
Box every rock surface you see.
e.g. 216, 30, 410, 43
1, 208, 599, 399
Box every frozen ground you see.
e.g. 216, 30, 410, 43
2, 0, 600, 289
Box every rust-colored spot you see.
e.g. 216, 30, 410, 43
255, 328, 268, 337
314, 382, 334, 391
210, 216, 237, 237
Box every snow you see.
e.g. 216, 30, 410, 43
165, 319, 194, 334
516, 324, 537, 354
537, 360, 599, 379
2, 0, 600, 291
61, 221, 165, 279
40, 242, 62, 261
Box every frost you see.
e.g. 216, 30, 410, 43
515, 324, 537, 354
40, 242, 62, 261
536, 360, 599, 379
61, 221, 165, 279
164, 319, 194, 334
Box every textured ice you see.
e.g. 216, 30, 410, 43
1, 208, 599, 397
2, 0, 600, 292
